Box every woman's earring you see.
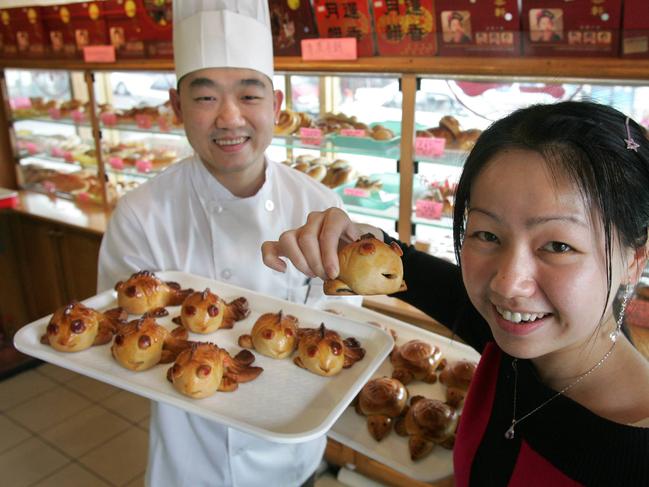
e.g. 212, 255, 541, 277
610, 283, 634, 342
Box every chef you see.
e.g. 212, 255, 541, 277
97, 1, 345, 485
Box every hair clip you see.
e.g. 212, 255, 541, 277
624, 117, 640, 152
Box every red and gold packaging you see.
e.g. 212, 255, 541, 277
372, 0, 436, 56
0, 7, 46, 59
103, 0, 172, 59
313, 0, 376, 57
270, 0, 319, 56
621, 0, 649, 58
435, 0, 520, 57
43, 2, 108, 59
521, 0, 622, 57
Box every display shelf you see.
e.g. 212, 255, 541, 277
412, 215, 454, 231
100, 121, 185, 136
18, 154, 85, 171
12, 116, 91, 128
415, 149, 469, 167
3, 56, 649, 81
271, 135, 401, 160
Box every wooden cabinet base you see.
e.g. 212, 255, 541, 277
325, 438, 454, 487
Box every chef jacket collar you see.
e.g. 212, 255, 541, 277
190, 153, 274, 205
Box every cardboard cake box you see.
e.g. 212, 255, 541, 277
42, 2, 108, 59
0, 6, 47, 59
435, 0, 520, 57
621, 0, 649, 58
372, 0, 436, 57
313, 0, 376, 57
103, 0, 172, 59
270, 0, 319, 56
521, 0, 622, 57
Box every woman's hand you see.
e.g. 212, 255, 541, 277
261, 208, 382, 280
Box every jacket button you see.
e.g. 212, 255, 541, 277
264, 200, 274, 212
221, 269, 232, 280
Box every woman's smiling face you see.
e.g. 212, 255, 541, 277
460, 149, 628, 360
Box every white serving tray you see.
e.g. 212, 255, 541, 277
318, 302, 481, 483
13, 271, 393, 444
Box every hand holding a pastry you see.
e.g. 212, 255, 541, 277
262, 208, 382, 281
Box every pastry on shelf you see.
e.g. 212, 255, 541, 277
238, 310, 299, 359
390, 339, 444, 385
422, 116, 482, 151
321, 159, 354, 188
167, 342, 263, 398
354, 377, 408, 441
369, 124, 395, 141
40, 301, 127, 352
293, 323, 365, 377
111, 315, 192, 371
354, 176, 383, 192
172, 288, 250, 334
395, 396, 459, 460
274, 109, 302, 136
324, 233, 406, 296
114, 270, 193, 315
439, 359, 477, 408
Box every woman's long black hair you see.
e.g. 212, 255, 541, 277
453, 101, 649, 318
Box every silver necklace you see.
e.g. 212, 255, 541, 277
504, 339, 617, 440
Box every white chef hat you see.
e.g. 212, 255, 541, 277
173, 0, 274, 82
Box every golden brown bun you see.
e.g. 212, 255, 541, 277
114, 270, 192, 315
307, 164, 327, 182
427, 126, 455, 143
390, 339, 443, 384
43, 302, 101, 352
168, 343, 225, 398
439, 116, 461, 138
111, 317, 169, 371
274, 110, 301, 136
180, 289, 249, 334
324, 234, 406, 296
238, 311, 299, 359
292, 161, 310, 173
293, 324, 365, 376
404, 397, 459, 460
356, 377, 408, 441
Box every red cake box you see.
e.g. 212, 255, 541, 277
313, 0, 376, 57
104, 0, 172, 59
621, 0, 649, 58
270, 0, 319, 56
521, 0, 622, 57
43, 2, 108, 58
0, 7, 46, 59
436, 0, 520, 57
372, 0, 436, 56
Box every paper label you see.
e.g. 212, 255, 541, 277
109, 156, 124, 170
25, 142, 39, 155
136, 159, 153, 173
415, 199, 443, 220
340, 129, 367, 138
71, 110, 86, 124
101, 112, 117, 126
50, 146, 66, 158
301, 38, 357, 61
344, 187, 371, 198
299, 127, 323, 146
135, 114, 153, 129
11, 97, 32, 110
48, 107, 62, 120
415, 137, 446, 157
63, 151, 74, 163
83, 45, 116, 63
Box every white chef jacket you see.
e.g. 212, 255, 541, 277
97, 155, 347, 487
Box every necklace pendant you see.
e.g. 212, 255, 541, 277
504, 424, 515, 440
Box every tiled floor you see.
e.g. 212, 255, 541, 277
0, 363, 352, 487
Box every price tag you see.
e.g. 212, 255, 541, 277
415, 136, 446, 158
109, 156, 125, 170
135, 114, 153, 129
344, 187, 371, 198
10, 97, 31, 110
48, 107, 62, 120
340, 128, 367, 138
157, 116, 171, 132
299, 127, 323, 146
63, 151, 74, 163
101, 112, 118, 126
71, 110, 86, 124
50, 147, 66, 158
301, 38, 357, 61
136, 159, 153, 173
415, 199, 443, 220
83, 45, 116, 63
25, 142, 39, 155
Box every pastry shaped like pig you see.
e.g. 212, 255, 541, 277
114, 270, 192, 315
173, 288, 250, 334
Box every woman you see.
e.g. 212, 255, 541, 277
262, 101, 649, 486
